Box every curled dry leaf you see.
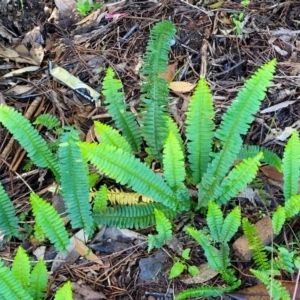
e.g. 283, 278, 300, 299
169, 81, 196, 93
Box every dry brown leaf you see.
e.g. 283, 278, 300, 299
2, 66, 40, 78
169, 81, 196, 93
74, 237, 103, 264
158, 61, 178, 82
260, 165, 283, 181
181, 263, 218, 284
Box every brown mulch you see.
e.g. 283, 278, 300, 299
1, 0, 300, 299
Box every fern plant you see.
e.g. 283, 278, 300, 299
0, 246, 73, 299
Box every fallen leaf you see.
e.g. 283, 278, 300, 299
260, 165, 283, 181
2, 66, 40, 78
260, 100, 295, 113
74, 237, 102, 264
169, 81, 196, 93
72, 282, 107, 299
208, 0, 224, 8
181, 263, 218, 284
158, 61, 178, 82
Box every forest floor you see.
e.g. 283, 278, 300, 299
1, 0, 300, 299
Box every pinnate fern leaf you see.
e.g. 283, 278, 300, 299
33, 113, 60, 130
58, 129, 93, 232
102, 68, 141, 152
186, 77, 215, 184
221, 206, 241, 244
28, 260, 47, 300
163, 131, 186, 191
0, 182, 19, 236
54, 281, 73, 300
237, 145, 282, 172
284, 195, 300, 219
0, 260, 32, 300
216, 153, 262, 205
94, 121, 132, 153
93, 184, 108, 213
165, 116, 185, 154
0, 105, 60, 179
30, 193, 69, 251
11, 247, 30, 290
282, 130, 300, 200
148, 209, 172, 251
93, 203, 175, 229
207, 201, 223, 242
139, 21, 176, 159
199, 59, 276, 206
79, 142, 178, 210
272, 205, 286, 235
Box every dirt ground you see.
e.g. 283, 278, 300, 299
1, 0, 300, 299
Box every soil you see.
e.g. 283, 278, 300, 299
1, 0, 300, 299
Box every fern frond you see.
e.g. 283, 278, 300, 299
163, 131, 186, 191
148, 209, 172, 251
93, 203, 176, 229
30, 193, 69, 251
185, 226, 222, 271
272, 205, 286, 235
102, 67, 142, 152
216, 153, 262, 205
0, 105, 60, 179
0, 182, 19, 236
242, 218, 269, 270
207, 201, 223, 242
251, 269, 290, 300
28, 260, 47, 300
33, 113, 60, 130
139, 21, 176, 160
237, 145, 282, 172
175, 281, 240, 300
221, 206, 241, 244
94, 121, 132, 153
108, 189, 154, 205
276, 247, 296, 273
11, 247, 30, 290
165, 116, 185, 154
54, 281, 73, 300
58, 129, 93, 232
284, 195, 300, 219
282, 130, 300, 200
0, 260, 32, 300
198, 60, 276, 207
186, 78, 215, 184
93, 184, 108, 212
79, 143, 179, 210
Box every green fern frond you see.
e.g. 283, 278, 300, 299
30, 193, 69, 251
11, 247, 30, 290
186, 77, 215, 184
207, 201, 223, 242
139, 21, 176, 160
276, 247, 296, 273
242, 218, 269, 270
0, 182, 19, 237
237, 145, 282, 172
0, 105, 60, 179
33, 113, 61, 130
221, 206, 241, 244
163, 131, 186, 191
28, 260, 47, 300
216, 153, 262, 205
148, 209, 172, 251
54, 281, 73, 300
79, 142, 178, 210
251, 269, 290, 300
198, 60, 276, 207
94, 121, 132, 153
284, 195, 300, 218
272, 205, 286, 235
93, 203, 176, 229
102, 68, 141, 152
185, 226, 222, 271
165, 116, 185, 154
93, 184, 108, 213
58, 129, 93, 232
108, 189, 154, 205
282, 130, 300, 200
175, 281, 240, 300
0, 260, 32, 300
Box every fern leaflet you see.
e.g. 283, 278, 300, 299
272, 205, 286, 235
11, 247, 30, 290
58, 129, 93, 232
207, 201, 223, 242
221, 206, 241, 244
284, 195, 300, 219
54, 281, 73, 300
0, 105, 60, 179
0, 182, 19, 236
28, 260, 47, 300
93, 184, 108, 213
186, 77, 215, 184
30, 193, 70, 251
33, 113, 61, 130
282, 130, 300, 200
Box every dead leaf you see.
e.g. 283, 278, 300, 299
74, 237, 103, 264
158, 61, 178, 82
260, 165, 283, 181
260, 100, 295, 113
181, 263, 218, 284
169, 81, 196, 93
54, 0, 76, 13
208, 0, 224, 8
2, 66, 40, 78
72, 282, 106, 299
3, 85, 33, 96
